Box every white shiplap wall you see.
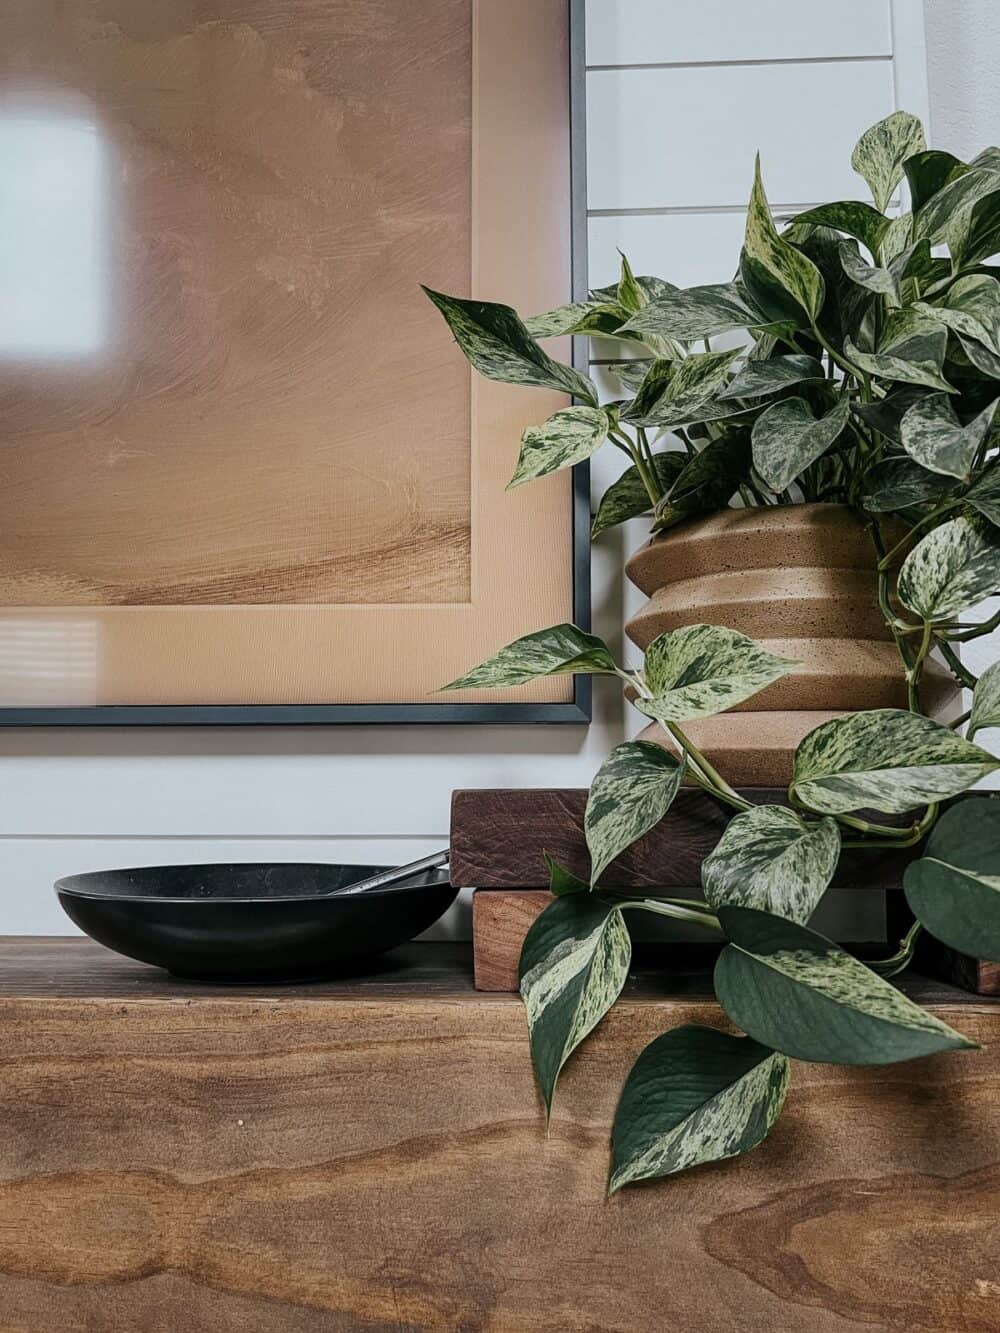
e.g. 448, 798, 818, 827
0, 1, 928, 936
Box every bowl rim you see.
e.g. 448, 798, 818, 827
54, 862, 454, 905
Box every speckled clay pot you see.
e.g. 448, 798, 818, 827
625, 503, 958, 786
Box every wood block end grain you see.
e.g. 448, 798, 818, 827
473, 890, 551, 991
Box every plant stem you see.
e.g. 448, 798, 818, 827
664, 722, 754, 812
950, 707, 972, 730
906, 619, 933, 714
877, 501, 959, 571
947, 606, 1000, 643
618, 898, 722, 933
611, 425, 662, 507
938, 639, 978, 689
868, 921, 922, 978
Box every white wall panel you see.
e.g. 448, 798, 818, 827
587, 61, 896, 210
586, 0, 891, 66
0, 1, 933, 937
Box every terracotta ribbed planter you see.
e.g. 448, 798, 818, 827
625, 504, 959, 786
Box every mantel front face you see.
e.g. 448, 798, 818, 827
0, 0, 587, 723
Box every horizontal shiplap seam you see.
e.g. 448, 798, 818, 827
586, 53, 892, 74
588, 199, 897, 219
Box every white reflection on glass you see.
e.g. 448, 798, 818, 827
0, 104, 107, 358
0, 618, 98, 705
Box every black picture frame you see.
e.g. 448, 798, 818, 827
0, 0, 590, 728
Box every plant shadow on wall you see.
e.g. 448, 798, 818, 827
425, 113, 1000, 1192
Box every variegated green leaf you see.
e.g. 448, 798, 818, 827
880, 211, 915, 264
508, 406, 610, 489
422, 287, 598, 405
617, 251, 644, 313
636, 624, 797, 724
851, 110, 926, 213
441, 623, 617, 691
899, 515, 1000, 619
523, 300, 628, 339
653, 434, 751, 531
946, 186, 1000, 267
905, 798, 1000, 961
844, 331, 955, 393
862, 455, 958, 513
966, 466, 1000, 527
519, 894, 631, 1111
624, 349, 742, 427
604, 359, 656, 392
915, 165, 1000, 243
791, 708, 1000, 815
609, 1027, 789, 1191
751, 396, 850, 493
544, 854, 589, 898
585, 741, 685, 886
702, 806, 840, 923
853, 385, 932, 442
969, 660, 1000, 739
790, 201, 889, 255
715, 905, 974, 1064
591, 452, 687, 538
618, 283, 766, 342
838, 242, 900, 302
741, 157, 824, 322
717, 353, 824, 401
899, 394, 998, 480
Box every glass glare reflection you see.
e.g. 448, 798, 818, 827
0, 105, 107, 358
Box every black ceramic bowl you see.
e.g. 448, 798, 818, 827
55, 863, 458, 983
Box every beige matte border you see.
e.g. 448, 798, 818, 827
0, 0, 575, 708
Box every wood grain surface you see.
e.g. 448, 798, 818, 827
450, 788, 911, 890
473, 889, 551, 990
0, 939, 997, 1331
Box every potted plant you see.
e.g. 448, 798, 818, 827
425, 112, 1000, 1191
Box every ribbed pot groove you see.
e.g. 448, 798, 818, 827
625, 504, 958, 786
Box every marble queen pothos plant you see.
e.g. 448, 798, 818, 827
425, 112, 1000, 1191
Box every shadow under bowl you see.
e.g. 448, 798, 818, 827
55, 862, 458, 983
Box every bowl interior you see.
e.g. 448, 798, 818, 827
55, 863, 449, 903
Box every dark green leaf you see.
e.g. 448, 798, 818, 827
545, 854, 589, 898
423, 287, 598, 405
751, 396, 850, 492
585, 741, 685, 885
904, 150, 968, 211
851, 111, 926, 213
441, 623, 617, 691
791, 708, 1000, 815
966, 464, 1000, 526
904, 798, 1000, 962
715, 906, 975, 1064
603, 359, 655, 392
970, 661, 1000, 738
789, 201, 889, 255
609, 1027, 789, 1190
519, 894, 631, 1111
947, 187, 1000, 267
591, 452, 687, 538
654, 434, 751, 530
702, 805, 840, 923
915, 166, 1000, 244
899, 515, 1000, 619
853, 385, 933, 442
862, 456, 959, 512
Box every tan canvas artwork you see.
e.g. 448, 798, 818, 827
0, 0, 577, 710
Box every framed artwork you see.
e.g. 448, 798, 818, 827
0, 0, 589, 724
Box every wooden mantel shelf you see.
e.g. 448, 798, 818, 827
1, 939, 999, 1331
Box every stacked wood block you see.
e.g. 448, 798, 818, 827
455, 788, 999, 996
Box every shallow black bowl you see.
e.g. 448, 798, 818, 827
55, 863, 458, 983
